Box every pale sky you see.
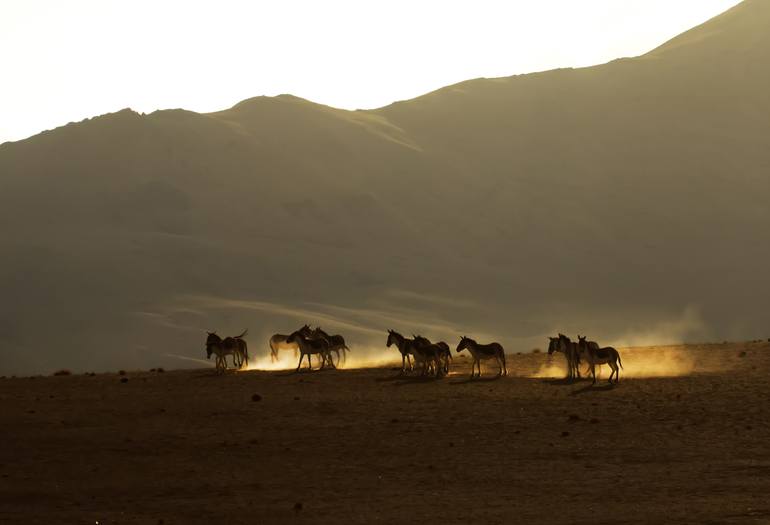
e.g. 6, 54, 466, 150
0, 0, 742, 144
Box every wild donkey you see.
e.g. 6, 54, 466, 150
310, 326, 350, 368
548, 334, 581, 380
286, 329, 335, 372
577, 334, 601, 377
386, 330, 443, 377
413, 334, 451, 375
578, 336, 623, 384
268, 325, 308, 362
456, 336, 507, 378
205, 330, 249, 373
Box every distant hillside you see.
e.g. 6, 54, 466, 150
1, 0, 769, 374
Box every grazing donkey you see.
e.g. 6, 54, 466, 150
286, 329, 334, 372
578, 336, 623, 384
456, 336, 507, 378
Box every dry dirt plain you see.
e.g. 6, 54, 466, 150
1, 342, 769, 524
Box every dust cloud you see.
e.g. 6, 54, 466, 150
531, 345, 719, 379
245, 346, 400, 372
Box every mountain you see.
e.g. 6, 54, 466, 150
1, 1, 769, 374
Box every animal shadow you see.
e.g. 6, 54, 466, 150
449, 375, 503, 385
390, 375, 444, 386
541, 377, 579, 386
570, 383, 616, 396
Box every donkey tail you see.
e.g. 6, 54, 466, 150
617, 351, 624, 369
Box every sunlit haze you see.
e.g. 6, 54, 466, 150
1, 0, 741, 144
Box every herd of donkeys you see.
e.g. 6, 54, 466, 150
204, 326, 623, 383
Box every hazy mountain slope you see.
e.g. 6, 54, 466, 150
1, 1, 769, 374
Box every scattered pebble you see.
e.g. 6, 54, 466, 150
120, 377, 128, 383
589, 418, 599, 424
390, 418, 399, 423
118, 370, 126, 376
738, 351, 747, 358
561, 431, 570, 437
568, 414, 581, 422
251, 394, 262, 402
294, 502, 303, 512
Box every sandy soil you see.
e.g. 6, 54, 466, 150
1, 342, 769, 524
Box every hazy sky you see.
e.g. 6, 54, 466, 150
1, 0, 741, 144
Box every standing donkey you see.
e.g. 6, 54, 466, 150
286, 329, 334, 372
548, 334, 581, 380
578, 336, 623, 384
455, 336, 507, 378
205, 330, 248, 373
387, 330, 443, 377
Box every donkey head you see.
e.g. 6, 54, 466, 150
547, 336, 559, 355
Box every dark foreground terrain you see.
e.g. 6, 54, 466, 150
1, 342, 769, 524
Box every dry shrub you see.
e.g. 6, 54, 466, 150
53, 369, 72, 376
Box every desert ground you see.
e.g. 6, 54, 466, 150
1, 341, 769, 524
